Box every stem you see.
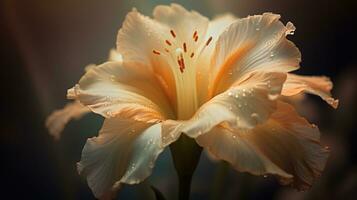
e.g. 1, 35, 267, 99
170, 135, 202, 200
178, 174, 192, 200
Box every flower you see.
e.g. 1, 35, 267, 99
47, 4, 338, 198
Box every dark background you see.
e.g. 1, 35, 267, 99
1, 0, 357, 199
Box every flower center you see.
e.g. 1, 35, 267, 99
152, 29, 213, 119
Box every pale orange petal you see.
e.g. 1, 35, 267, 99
78, 118, 163, 198
116, 9, 177, 107
209, 13, 300, 97
45, 101, 90, 140
197, 101, 329, 190
282, 73, 339, 108
67, 61, 173, 120
197, 14, 238, 104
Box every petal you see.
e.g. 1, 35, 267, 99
153, 3, 209, 45
197, 101, 329, 190
282, 73, 339, 108
68, 61, 173, 120
45, 101, 90, 140
197, 14, 238, 103
116, 9, 177, 106
209, 13, 301, 97
196, 125, 292, 178
77, 118, 163, 198
161, 72, 286, 145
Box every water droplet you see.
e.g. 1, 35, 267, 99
263, 175, 268, 178
266, 80, 271, 88
149, 161, 154, 168
106, 111, 113, 117
131, 163, 136, 170
235, 93, 239, 98
270, 52, 275, 58
110, 75, 116, 82
251, 113, 259, 119
232, 135, 237, 139
148, 138, 154, 144
242, 92, 246, 97
256, 27, 260, 31
228, 91, 233, 96
268, 94, 279, 100
197, 131, 202, 135
238, 103, 242, 108
312, 124, 317, 128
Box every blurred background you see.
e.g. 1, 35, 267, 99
1, 0, 356, 199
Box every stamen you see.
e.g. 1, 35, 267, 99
180, 55, 185, 69
165, 48, 170, 53
152, 50, 161, 55
165, 40, 172, 46
183, 43, 187, 53
170, 30, 176, 38
190, 52, 194, 58
194, 35, 198, 42
193, 31, 197, 39
206, 36, 213, 46
177, 53, 185, 73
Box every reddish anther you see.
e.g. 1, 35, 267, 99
170, 30, 176, 38
165, 40, 172, 46
153, 50, 161, 55
183, 43, 187, 52
206, 37, 213, 46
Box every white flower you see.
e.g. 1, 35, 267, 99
47, 4, 338, 198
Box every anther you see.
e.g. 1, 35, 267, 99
194, 35, 198, 42
165, 40, 172, 46
152, 50, 161, 55
190, 52, 194, 58
206, 36, 213, 46
183, 43, 187, 53
164, 48, 170, 53
170, 30, 176, 38
180, 55, 185, 69
193, 31, 197, 39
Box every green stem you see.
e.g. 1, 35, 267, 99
170, 135, 202, 200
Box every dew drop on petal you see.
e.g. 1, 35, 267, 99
251, 113, 259, 120
149, 161, 154, 168
268, 94, 279, 100
270, 52, 275, 58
